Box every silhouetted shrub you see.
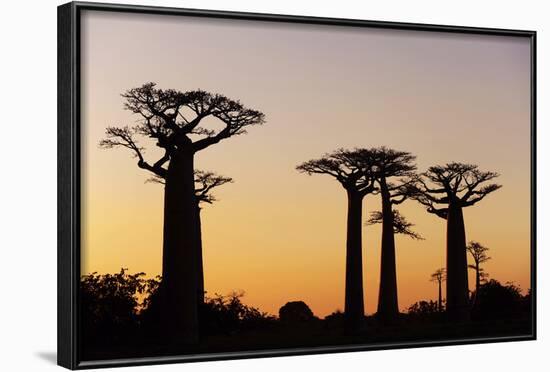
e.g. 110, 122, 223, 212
200, 291, 276, 335
471, 279, 524, 320
407, 300, 441, 321
80, 269, 150, 346
279, 301, 315, 323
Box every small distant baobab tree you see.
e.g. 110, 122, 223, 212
370, 147, 417, 321
467, 241, 491, 301
148, 170, 233, 306
412, 163, 501, 321
297, 148, 377, 331
430, 268, 446, 312
100, 83, 264, 343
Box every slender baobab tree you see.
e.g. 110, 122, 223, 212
297, 148, 377, 331
466, 241, 491, 302
367, 209, 423, 320
148, 170, 233, 306
412, 163, 501, 321
430, 268, 446, 312
100, 83, 264, 343
370, 147, 417, 321
194, 171, 232, 305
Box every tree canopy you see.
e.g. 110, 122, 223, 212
412, 162, 501, 219
370, 147, 417, 203
467, 241, 491, 266
296, 148, 378, 195
99, 83, 265, 176
430, 268, 446, 283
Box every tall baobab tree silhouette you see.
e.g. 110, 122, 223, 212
467, 241, 491, 303
369, 147, 417, 321
412, 163, 501, 321
99, 83, 264, 343
194, 171, 233, 306
148, 170, 233, 306
430, 268, 446, 312
297, 148, 377, 331
367, 208, 422, 320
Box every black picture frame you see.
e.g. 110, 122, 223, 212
58, 1, 537, 369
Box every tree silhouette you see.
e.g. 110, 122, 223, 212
412, 163, 501, 321
430, 268, 446, 312
369, 147, 417, 321
297, 148, 377, 331
100, 83, 264, 343
367, 210, 423, 240
148, 170, 233, 306
467, 241, 491, 303
368, 208, 422, 320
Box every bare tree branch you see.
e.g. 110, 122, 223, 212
146, 170, 233, 206
367, 209, 424, 240
99, 126, 167, 177
411, 162, 501, 217
100, 82, 265, 180
194, 170, 234, 204
296, 148, 378, 195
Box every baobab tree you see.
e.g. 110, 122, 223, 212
100, 83, 264, 343
296, 148, 377, 331
369, 147, 417, 321
148, 170, 233, 306
412, 163, 501, 321
194, 171, 233, 306
430, 268, 446, 312
367, 208, 422, 320
467, 241, 491, 302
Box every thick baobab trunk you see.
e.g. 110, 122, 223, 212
196, 206, 205, 306
160, 150, 199, 344
344, 191, 365, 332
445, 203, 470, 321
377, 181, 399, 321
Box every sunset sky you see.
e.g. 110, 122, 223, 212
80, 10, 532, 317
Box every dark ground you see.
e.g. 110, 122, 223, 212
81, 314, 532, 361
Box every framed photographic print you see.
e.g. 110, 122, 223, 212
58, 1, 536, 369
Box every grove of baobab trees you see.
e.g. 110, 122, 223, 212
101, 83, 504, 343
412, 163, 501, 321
297, 149, 500, 326
100, 83, 264, 343
296, 149, 377, 331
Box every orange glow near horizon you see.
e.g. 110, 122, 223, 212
80, 11, 532, 317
